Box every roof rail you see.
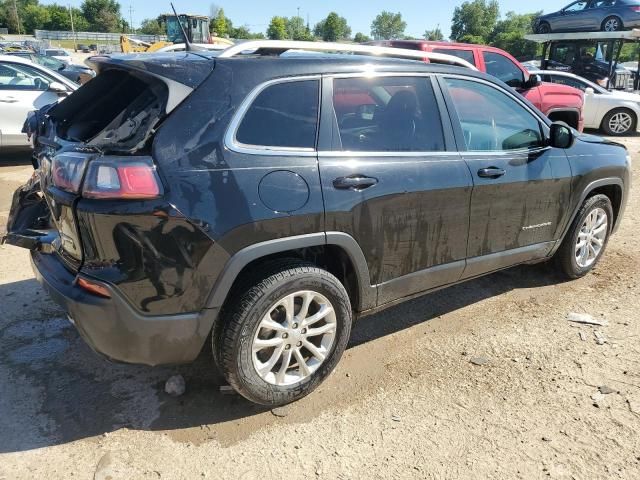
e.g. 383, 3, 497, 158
217, 40, 478, 70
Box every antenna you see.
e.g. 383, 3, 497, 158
170, 2, 193, 51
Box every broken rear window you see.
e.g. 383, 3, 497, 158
49, 69, 169, 153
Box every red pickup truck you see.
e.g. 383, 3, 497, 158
372, 40, 585, 131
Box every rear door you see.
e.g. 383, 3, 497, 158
439, 75, 572, 278
0, 61, 60, 146
318, 74, 473, 305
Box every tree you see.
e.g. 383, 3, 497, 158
267, 16, 287, 40
353, 32, 370, 43
287, 15, 313, 40
22, 4, 50, 34
80, 0, 121, 32
228, 24, 265, 39
138, 17, 164, 36
489, 11, 540, 59
424, 27, 444, 41
371, 11, 406, 40
211, 7, 228, 37
314, 12, 351, 42
450, 0, 499, 44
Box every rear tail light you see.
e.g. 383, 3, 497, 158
51, 154, 88, 193
82, 157, 162, 200
631, 6, 640, 12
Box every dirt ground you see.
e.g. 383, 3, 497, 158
0, 136, 639, 480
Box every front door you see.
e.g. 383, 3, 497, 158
0, 61, 60, 146
318, 74, 473, 305
439, 76, 572, 279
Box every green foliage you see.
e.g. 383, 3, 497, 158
424, 27, 444, 41
314, 12, 351, 42
353, 32, 370, 43
22, 4, 49, 33
371, 11, 406, 40
489, 11, 541, 59
287, 15, 313, 41
138, 17, 164, 36
267, 16, 287, 40
80, 0, 121, 33
451, 0, 499, 44
211, 7, 228, 37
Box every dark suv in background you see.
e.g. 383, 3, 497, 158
3, 42, 630, 406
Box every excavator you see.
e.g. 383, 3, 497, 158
120, 13, 233, 53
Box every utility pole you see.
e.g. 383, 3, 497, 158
297, 7, 300, 19
68, 4, 77, 52
12, 0, 21, 36
129, 5, 134, 33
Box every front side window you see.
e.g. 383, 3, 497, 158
433, 48, 476, 66
565, 1, 588, 11
548, 75, 588, 91
236, 80, 320, 149
332, 76, 445, 152
483, 52, 525, 88
0, 62, 53, 91
444, 78, 544, 152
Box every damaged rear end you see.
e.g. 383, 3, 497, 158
2, 53, 220, 365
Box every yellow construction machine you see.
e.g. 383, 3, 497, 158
120, 14, 233, 53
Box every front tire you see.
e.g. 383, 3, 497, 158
602, 16, 623, 31
601, 108, 636, 136
554, 195, 613, 279
217, 261, 352, 406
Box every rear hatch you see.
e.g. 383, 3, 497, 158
5, 53, 216, 272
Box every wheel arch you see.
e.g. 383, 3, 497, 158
547, 108, 581, 130
205, 232, 377, 314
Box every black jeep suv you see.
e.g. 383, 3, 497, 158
3, 43, 630, 406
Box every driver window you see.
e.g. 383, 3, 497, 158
565, 1, 588, 11
0, 63, 51, 91
444, 78, 544, 152
482, 52, 525, 88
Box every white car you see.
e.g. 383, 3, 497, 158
0, 55, 78, 149
43, 48, 73, 64
532, 70, 640, 136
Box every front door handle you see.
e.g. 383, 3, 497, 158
477, 167, 506, 179
0, 97, 18, 103
333, 175, 378, 191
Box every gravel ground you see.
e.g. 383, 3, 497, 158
0, 135, 639, 479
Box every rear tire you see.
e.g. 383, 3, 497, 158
554, 195, 613, 279
602, 16, 623, 31
536, 22, 551, 34
216, 260, 352, 406
601, 108, 636, 136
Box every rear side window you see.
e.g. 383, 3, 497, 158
433, 48, 476, 66
236, 80, 319, 149
332, 76, 445, 152
483, 52, 525, 88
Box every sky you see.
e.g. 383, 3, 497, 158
41, 0, 569, 38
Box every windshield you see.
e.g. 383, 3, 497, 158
165, 16, 187, 43
38, 55, 65, 70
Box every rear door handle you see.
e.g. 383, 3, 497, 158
477, 167, 506, 179
333, 175, 378, 190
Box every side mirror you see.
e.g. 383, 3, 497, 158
48, 82, 68, 95
549, 122, 575, 149
585, 87, 595, 96
524, 74, 542, 89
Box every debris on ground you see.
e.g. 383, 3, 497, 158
219, 385, 236, 395
599, 385, 616, 395
391, 415, 401, 422
591, 392, 606, 408
578, 331, 587, 342
271, 406, 291, 418
469, 356, 490, 366
567, 312, 608, 326
594, 331, 607, 345
164, 375, 186, 397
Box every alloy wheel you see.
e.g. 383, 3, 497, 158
608, 111, 633, 134
251, 290, 337, 386
575, 207, 608, 268
604, 18, 620, 31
